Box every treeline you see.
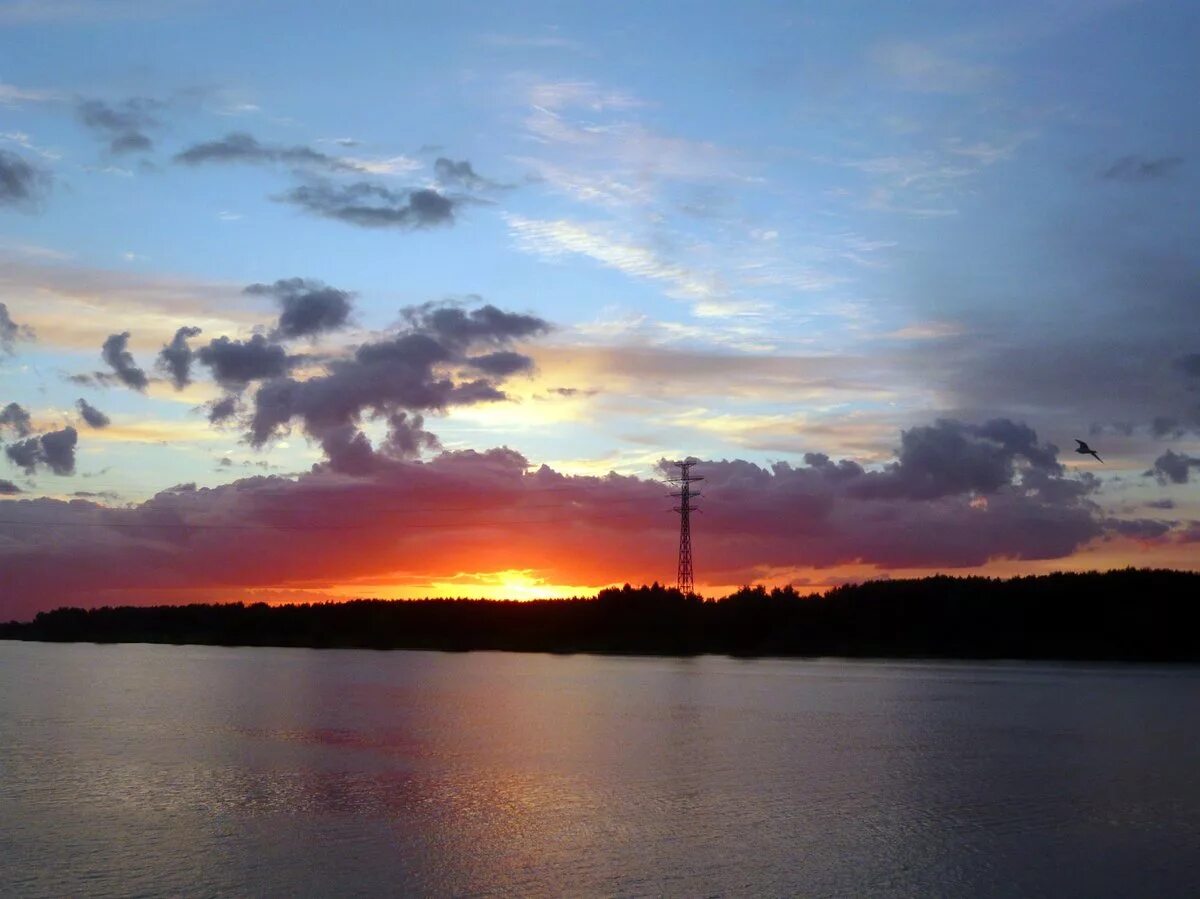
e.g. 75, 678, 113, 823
2, 568, 1199, 661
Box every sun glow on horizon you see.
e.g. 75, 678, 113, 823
323, 569, 612, 601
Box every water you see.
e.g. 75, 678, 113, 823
1, 643, 1198, 898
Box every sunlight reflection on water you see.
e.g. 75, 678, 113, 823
2, 644, 1199, 897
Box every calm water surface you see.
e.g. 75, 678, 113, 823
1, 642, 1198, 897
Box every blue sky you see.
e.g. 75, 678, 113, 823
2, 0, 1199, 606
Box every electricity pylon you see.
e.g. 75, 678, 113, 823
668, 460, 702, 595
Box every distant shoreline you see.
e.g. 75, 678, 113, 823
4, 568, 1199, 663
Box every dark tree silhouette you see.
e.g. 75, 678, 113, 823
2, 569, 1197, 662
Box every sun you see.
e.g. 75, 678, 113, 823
432, 569, 587, 601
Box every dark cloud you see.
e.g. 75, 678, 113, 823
75, 398, 110, 429
466, 350, 536, 377
3, 437, 39, 472
1103, 517, 1174, 540
157, 325, 203, 390
66, 372, 118, 388
1146, 450, 1200, 485
0, 402, 33, 438
1101, 155, 1184, 182
207, 395, 240, 423
196, 334, 291, 390
39, 427, 78, 475
0, 419, 1119, 616
847, 418, 1062, 501
5, 426, 77, 475
1178, 353, 1200, 379
0, 150, 50, 209
76, 97, 160, 155
245, 278, 354, 339
0, 479, 21, 495
101, 332, 149, 391
1150, 416, 1184, 439
434, 157, 496, 190
279, 180, 455, 229
319, 424, 378, 476
383, 411, 440, 460
400, 302, 551, 348
1145, 498, 1176, 510
243, 300, 548, 468
174, 132, 364, 172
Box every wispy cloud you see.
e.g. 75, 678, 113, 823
0, 256, 261, 350
839, 133, 1029, 217
1101, 155, 1184, 182
0, 82, 61, 105
0, 0, 197, 25
1, 131, 62, 160
870, 41, 999, 94
505, 214, 779, 325
477, 33, 582, 52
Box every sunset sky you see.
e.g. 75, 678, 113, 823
2, 0, 1198, 617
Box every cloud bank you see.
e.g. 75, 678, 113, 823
1, 417, 1161, 618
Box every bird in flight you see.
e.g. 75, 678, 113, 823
1074, 439, 1103, 463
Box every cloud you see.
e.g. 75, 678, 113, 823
0, 418, 1125, 615
37, 427, 77, 475
528, 81, 644, 113
434, 157, 496, 190
0, 256, 265, 352
0, 81, 61, 105
1177, 353, 1200, 379
1103, 517, 1174, 540
848, 418, 1064, 501
157, 325, 203, 389
174, 132, 364, 173
870, 41, 998, 94
1146, 450, 1200, 485
0, 401, 32, 438
383, 411, 440, 459
100, 331, 150, 391
0, 0, 190, 24
278, 180, 456, 229
506, 215, 736, 312
75, 398, 110, 428
207, 395, 239, 423
399, 301, 551, 348
76, 97, 160, 155
1150, 416, 1186, 439
4, 425, 77, 475
242, 300, 548, 473
245, 278, 353, 339
1, 302, 36, 354
0, 478, 20, 494
466, 350, 536, 377
477, 33, 582, 52
1101, 156, 1184, 182
0, 149, 49, 209
196, 334, 291, 390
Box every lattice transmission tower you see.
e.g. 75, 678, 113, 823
668, 460, 703, 595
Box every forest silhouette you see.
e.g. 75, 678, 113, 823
2, 568, 1198, 662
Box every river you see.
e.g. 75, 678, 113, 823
2, 642, 1198, 897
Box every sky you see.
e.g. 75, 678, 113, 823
2, 0, 1199, 617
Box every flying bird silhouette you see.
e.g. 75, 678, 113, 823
1074, 439, 1103, 463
